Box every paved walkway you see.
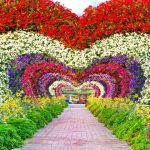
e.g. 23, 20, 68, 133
15, 104, 131, 150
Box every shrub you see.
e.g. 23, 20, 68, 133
93, 106, 102, 117
7, 117, 37, 140
0, 96, 66, 150
88, 104, 98, 113
52, 104, 63, 115
0, 120, 4, 124
34, 108, 53, 124
58, 100, 68, 108
131, 131, 150, 150
46, 106, 58, 117
26, 111, 47, 129
0, 124, 23, 150
87, 97, 150, 150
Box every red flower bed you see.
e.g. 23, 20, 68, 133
0, 0, 149, 50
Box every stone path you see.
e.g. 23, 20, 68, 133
14, 104, 131, 150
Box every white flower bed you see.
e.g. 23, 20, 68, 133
0, 31, 149, 101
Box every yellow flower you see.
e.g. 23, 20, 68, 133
2, 94, 7, 99
147, 114, 150, 119
2, 115, 7, 122
16, 91, 21, 97
134, 94, 139, 98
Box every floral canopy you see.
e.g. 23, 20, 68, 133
0, 0, 149, 102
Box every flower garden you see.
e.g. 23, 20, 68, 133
86, 97, 150, 150
0, 0, 150, 149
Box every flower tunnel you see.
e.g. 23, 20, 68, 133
7, 53, 146, 100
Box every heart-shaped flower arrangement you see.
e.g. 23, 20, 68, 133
0, 0, 149, 102
7, 53, 146, 100
0, 0, 149, 49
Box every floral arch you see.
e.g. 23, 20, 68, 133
0, 0, 149, 103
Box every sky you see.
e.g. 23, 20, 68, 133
52, 0, 108, 16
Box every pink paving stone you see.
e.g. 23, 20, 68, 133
13, 104, 132, 150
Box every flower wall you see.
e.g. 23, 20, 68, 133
0, 0, 149, 103
3, 51, 147, 101
0, 0, 149, 49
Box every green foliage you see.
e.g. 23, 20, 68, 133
40, 109, 53, 123
34, 107, 53, 124
26, 103, 64, 129
93, 106, 102, 117
45, 106, 58, 118
87, 101, 149, 150
52, 104, 63, 115
0, 97, 67, 149
0, 124, 23, 150
7, 117, 37, 140
26, 111, 47, 129
0, 120, 4, 124
59, 99, 68, 108
131, 130, 150, 150
45, 104, 63, 117
89, 104, 98, 113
